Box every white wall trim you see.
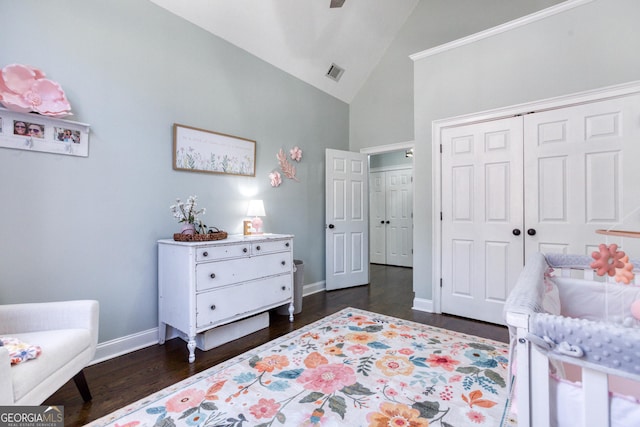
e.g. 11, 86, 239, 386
90, 328, 159, 365
303, 281, 326, 297
432, 80, 640, 319
360, 140, 414, 155
410, 0, 594, 61
89, 282, 327, 363
412, 297, 433, 313
370, 165, 413, 173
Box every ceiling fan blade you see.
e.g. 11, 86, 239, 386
330, 0, 346, 8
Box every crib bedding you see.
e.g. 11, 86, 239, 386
504, 252, 640, 427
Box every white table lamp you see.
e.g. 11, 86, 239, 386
246, 199, 266, 234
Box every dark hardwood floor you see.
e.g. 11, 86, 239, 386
45, 264, 508, 426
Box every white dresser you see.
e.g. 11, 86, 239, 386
158, 234, 294, 362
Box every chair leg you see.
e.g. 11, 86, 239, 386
73, 370, 92, 402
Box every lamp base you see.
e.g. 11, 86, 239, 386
251, 217, 263, 234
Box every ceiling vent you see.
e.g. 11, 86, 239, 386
326, 63, 345, 82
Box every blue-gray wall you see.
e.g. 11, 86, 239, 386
0, 0, 348, 343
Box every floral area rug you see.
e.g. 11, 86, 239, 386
87, 308, 513, 427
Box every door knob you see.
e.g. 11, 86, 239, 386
328, 224, 335, 229
527, 228, 537, 236
512, 229, 521, 236
386, 221, 390, 224
380, 220, 385, 224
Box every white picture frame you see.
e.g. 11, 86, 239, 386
0, 107, 90, 157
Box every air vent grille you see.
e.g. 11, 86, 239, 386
326, 63, 345, 82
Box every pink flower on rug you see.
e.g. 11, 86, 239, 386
375, 355, 415, 377
345, 331, 376, 344
254, 354, 289, 373
366, 402, 429, 427
249, 398, 281, 419
347, 344, 369, 355
297, 363, 356, 394
348, 314, 371, 325
304, 351, 329, 368
398, 348, 414, 355
466, 410, 486, 424
426, 354, 460, 372
165, 388, 205, 413
324, 345, 343, 356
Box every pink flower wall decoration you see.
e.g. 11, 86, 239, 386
269, 170, 282, 187
0, 64, 72, 117
289, 146, 302, 162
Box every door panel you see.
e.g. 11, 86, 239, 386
386, 169, 413, 267
524, 94, 640, 257
326, 149, 369, 290
441, 117, 524, 324
440, 92, 640, 325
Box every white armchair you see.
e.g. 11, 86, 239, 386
0, 300, 99, 405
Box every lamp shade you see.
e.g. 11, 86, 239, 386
246, 199, 266, 217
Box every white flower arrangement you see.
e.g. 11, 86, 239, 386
170, 195, 206, 227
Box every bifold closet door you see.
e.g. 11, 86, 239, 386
524, 93, 640, 258
440, 117, 524, 324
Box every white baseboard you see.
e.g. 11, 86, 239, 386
91, 282, 328, 364
90, 328, 159, 365
412, 297, 434, 313
303, 280, 325, 296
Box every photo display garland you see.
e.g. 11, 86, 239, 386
0, 108, 90, 157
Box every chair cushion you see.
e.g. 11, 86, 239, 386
0, 337, 42, 365
10, 329, 90, 402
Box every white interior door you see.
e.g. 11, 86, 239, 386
385, 169, 413, 267
369, 171, 386, 264
325, 149, 369, 290
440, 117, 524, 324
524, 94, 640, 257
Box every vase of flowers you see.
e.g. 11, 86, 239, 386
170, 195, 206, 235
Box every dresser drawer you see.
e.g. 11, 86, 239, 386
196, 243, 250, 262
251, 239, 292, 255
196, 252, 292, 291
196, 273, 292, 327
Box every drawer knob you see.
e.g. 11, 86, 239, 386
281, 286, 286, 291
281, 261, 286, 266
243, 247, 248, 253
210, 273, 216, 279
285, 242, 290, 247
210, 304, 216, 311
256, 245, 261, 251
203, 251, 208, 257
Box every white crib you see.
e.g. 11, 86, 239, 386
504, 252, 640, 427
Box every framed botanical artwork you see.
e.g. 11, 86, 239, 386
173, 123, 256, 177
0, 108, 90, 157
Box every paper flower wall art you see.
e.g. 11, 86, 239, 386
269, 170, 282, 187
0, 64, 72, 117
290, 146, 302, 162
277, 148, 299, 181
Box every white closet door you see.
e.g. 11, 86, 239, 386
441, 117, 524, 324
524, 93, 640, 257
386, 169, 413, 267
370, 171, 386, 264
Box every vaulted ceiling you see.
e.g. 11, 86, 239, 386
149, 0, 420, 103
